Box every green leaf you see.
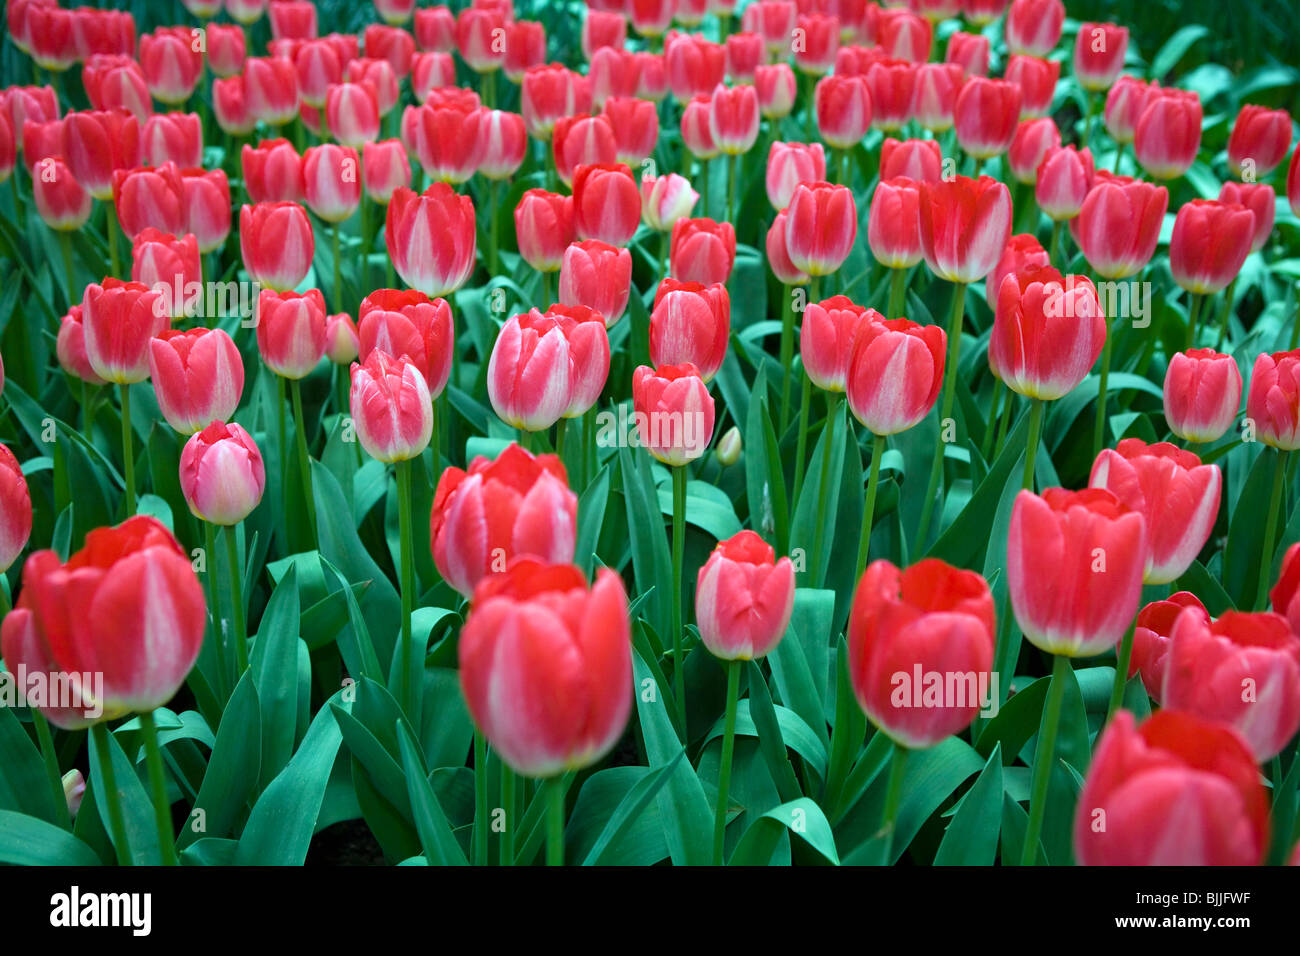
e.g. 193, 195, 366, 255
933, 744, 1004, 865
579, 751, 684, 866
177, 671, 261, 849
728, 798, 840, 865
395, 720, 469, 866
250, 563, 302, 788
1147, 24, 1210, 79
88, 726, 161, 866
576, 463, 611, 577
0, 708, 62, 823
0, 811, 102, 866
619, 445, 673, 638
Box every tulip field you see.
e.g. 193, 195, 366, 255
2, 0, 1300, 877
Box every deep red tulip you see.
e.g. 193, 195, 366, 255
1227, 104, 1292, 180
1170, 199, 1255, 296
1163, 348, 1243, 444
696, 531, 795, 661
357, 288, 454, 398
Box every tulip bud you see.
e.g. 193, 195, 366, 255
945, 30, 989, 77
1163, 348, 1243, 444
1070, 173, 1168, 280
1004, 0, 1063, 57
1008, 487, 1146, 657
649, 279, 730, 382
325, 312, 360, 364
572, 162, 641, 247
0, 443, 33, 573
256, 288, 327, 380
1103, 75, 1155, 145
867, 177, 922, 270
113, 162, 188, 240
149, 328, 245, 435
696, 531, 795, 661
32, 156, 92, 232
1007, 117, 1062, 185
954, 77, 1021, 159
1035, 145, 1094, 222
641, 173, 698, 232
865, 59, 917, 132
488, 310, 573, 431
1004, 55, 1059, 119
357, 289, 454, 398
603, 96, 659, 166
459, 559, 631, 777
515, 188, 575, 273
81, 279, 168, 384
848, 558, 996, 748
880, 136, 942, 182
708, 82, 760, 155
765, 140, 827, 211
802, 296, 874, 392
62, 109, 140, 200
181, 168, 232, 254
431, 443, 578, 598
1169, 199, 1256, 296
1074, 710, 1269, 866
385, 184, 477, 298
786, 181, 857, 277
57, 306, 107, 385
1073, 22, 1128, 92
349, 350, 434, 463
179, 422, 267, 526
670, 217, 736, 286
755, 64, 797, 119
1247, 350, 1300, 450
303, 144, 362, 223
715, 425, 742, 466
141, 112, 202, 168
559, 240, 632, 328
991, 267, 1106, 401
632, 363, 716, 466
765, 210, 809, 286
846, 315, 946, 436
241, 201, 315, 292
325, 80, 381, 148
680, 95, 719, 160
1227, 104, 1291, 180
1134, 89, 1202, 181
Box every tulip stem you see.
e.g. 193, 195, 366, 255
473, 732, 488, 866
792, 365, 812, 508
996, 385, 1016, 457
395, 458, 419, 724
982, 378, 1005, 462
701, 158, 711, 221
546, 775, 565, 866
90, 724, 133, 867
500, 765, 515, 866
291, 379, 318, 546
277, 375, 288, 543
1112, 142, 1126, 176
1106, 621, 1137, 721
1257, 449, 1289, 610
856, 433, 887, 584
9, 172, 23, 225
583, 406, 596, 487
1081, 91, 1097, 150
489, 179, 501, 277
555, 419, 567, 472
1092, 318, 1114, 457
887, 266, 906, 319
119, 383, 135, 516
225, 525, 248, 676
808, 392, 840, 588
359, 191, 370, 301
32, 710, 71, 830
1022, 397, 1045, 491
1021, 653, 1070, 866
203, 521, 227, 698
107, 203, 122, 278
670, 463, 688, 735
1291, 302, 1300, 351
58, 230, 76, 311
778, 284, 795, 433
878, 743, 909, 864
139, 711, 178, 866
332, 223, 343, 313
1184, 291, 1204, 352
658, 231, 669, 280
727, 153, 738, 227
914, 281, 967, 552
541, 269, 552, 307
1048, 220, 1062, 266
712, 659, 741, 866
1215, 278, 1237, 350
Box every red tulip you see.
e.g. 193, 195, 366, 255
590, 48, 639, 110
180, 422, 266, 526
81, 279, 168, 384
954, 77, 1021, 159
1074, 710, 1268, 866
255, 288, 327, 380
242, 138, 303, 203
385, 184, 477, 298
139, 28, 203, 105
766, 210, 809, 286
269, 1, 318, 41
867, 177, 922, 270
848, 558, 995, 748
1170, 199, 1255, 296
1007, 487, 1146, 657
293, 39, 343, 109
649, 279, 730, 383
793, 13, 840, 75
27, 4, 77, 72
634, 51, 669, 101
1089, 439, 1222, 585
208, 24, 247, 77
1134, 89, 1202, 181
801, 296, 873, 392
82, 55, 151, 121
602, 97, 658, 167
878, 8, 931, 62
240, 201, 314, 292
630, 0, 675, 38
244, 56, 300, 127
1035, 145, 1094, 221
1163, 609, 1300, 761
0, 443, 32, 573
347, 57, 401, 115
1219, 181, 1275, 253
708, 83, 760, 156
325, 312, 360, 364
912, 62, 961, 132
1073, 22, 1128, 92
1007, 117, 1062, 184
1128, 591, 1207, 703
324, 80, 380, 147
213, 75, 256, 136
815, 75, 872, 149
1247, 350, 1300, 451
515, 188, 575, 273
1227, 104, 1292, 179
1271, 543, 1300, 636
1005, 55, 1058, 119
131, 228, 201, 318
572, 162, 641, 248
680, 95, 719, 160
1, 515, 206, 728
696, 531, 795, 661
667, 35, 727, 104
114, 162, 188, 240
766, 140, 827, 211
1103, 75, 1155, 145
432, 443, 577, 598
559, 240, 632, 328
62, 109, 139, 200
846, 315, 946, 435
985, 234, 1050, 309
413, 103, 487, 184
744, 1, 797, 55
725, 32, 764, 84
362, 138, 411, 203
521, 64, 589, 140
641, 173, 699, 232
411, 52, 455, 102
32, 156, 92, 232
670, 218, 736, 286
148, 328, 244, 435
945, 30, 989, 77
303, 143, 361, 223
990, 267, 1105, 401
552, 113, 618, 187
632, 363, 716, 466
879, 136, 942, 182
1004, 0, 1063, 57
357, 289, 454, 398
415, 6, 456, 51
755, 63, 798, 119
1070, 174, 1168, 280
57, 306, 106, 385
348, 350, 434, 463
457, 7, 507, 73
141, 112, 202, 168
583, 10, 627, 60
459, 558, 631, 778
785, 181, 857, 277
2, 85, 59, 135
487, 310, 574, 431
501, 21, 546, 83
1163, 348, 1243, 444
865, 59, 917, 132
917, 174, 1012, 283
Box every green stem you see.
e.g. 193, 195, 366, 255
671, 463, 688, 735
807, 392, 839, 587
500, 765, 515, 866
1257, 449, 1289, 610
203, 521, 227, 700
120, 383, 135, 515
727, 153, 738, 227
701, 158, 711, 220
1290, 300, 1300, 351
555, 418, 567, 472
981, 378, 1005, 462
32, 710, 71, 829
139, 711, 178, 866
489, 179, 501, 277
277, 374, 288, 541
542, 269, 552, 307
1106, 622, 1136, 720
474, 732, 488, 866
582, 406, 596, 488
856, 433, 887, 583
887, 266, 906, 319
546, 775, 565, 866
290, 378, 318, 546
1092, 319, 1114, 457
996, 384, 1016, 456
1022, 397, 1045, 491
838, 147, 851, 190
879, 743, 909, 864
1215, 279, 1237, 350
1112, 141, 1125, 175
712, 659, 741, 866
658, 229, 669, 280
1184, 291, 1204, 352
90, 724, 132, 866
359, 190, 370, 303
396, 459, 418, 722
58, 230, 76, 311
107, 203, 121, 277
914, 281, 967, 551
1081, 91, 1096, 149
791, 367, 812, 507
778, 284, 795, 432
1021, 654, 1070, 866
10, 171, 24, 225
1048, 220, 1062, 265
332, 223, 342, 313
225, 525, 248, 677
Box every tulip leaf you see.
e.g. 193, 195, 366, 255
619, 445, 673, 640
395, 720, 468, 866
576, 462, 611, 577
87, 726, 161, 866
934, 745, 1004, 866
728, 798, 840, 866
578, 753, 683, 866
0, 708, 62, 824
0, 811, 102, 866
1148, 24, 1210, 79
250, 564, 302, 788
177, 671, 261, 850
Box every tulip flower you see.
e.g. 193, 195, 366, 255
113, 162, 187, 240
521, 64, 589, 140
431, 443, 578, 599
572, 162, 641, 248
62, 109, 140, 201
1271, 543, 1300, 635
487, 310, 573, 433
57, 306, 106, 386
724, 32, 763, 84
755, 64, 798, 119
880, 137, 942, 183
708, 82, 760, 157
794, 13, 840, 74
649, 279, 730, 383
946, 30, 990, 77
867, 178, 923, 303
1035, 145, 1094, 224
1246, 350, 1300, 451
411, 52, 456, 102
785, 181, 857, 278
879, 8, 932, 61
1073, 711, 1269, 866
1007, 117, 1062, 185
180, 421, 266, 526
1227, 105, 1292, 180
1103, 75, 1155, 147
641, 173, 699, 234
180, 168, 232, 255
986, 234, 1051, 310
765, 141, 826, 211
670, 218, 736, 286
583, 10, 626, 59
457, 7, 508, 74
1127, 591, 1208, 703
1162, 608, 1300, 760
130, 228, 200, 319
81, 279, 168, 387
139, 28, 203, 105
745, 1, 797, 55
846, 315, 946, 440
240, 201, 315, 293
1163, 348, 1243, 444
0, 443, 33, 573
600, 96, 658, 167
349, 58, 402, 116
325, 312, 360, 365
386, 184, 477, 299
1219, 181, 1275, 254
357, 289, 454, 398
149, 328, 244, 436
667, 35, 727, 104
515, 189, 575, 285
32, 156, 92, 233
1134, 89, 1202, 181
552, 114, 619, 188
800, 296, 872, 395
1004, 0, 1063, 56
912, 63, 962, 133
559, 240, 632, 328
256, 289, 327, 381
324, 80, 381, 147
953, 77, 1022, 160
208, 25, 247, 77
141, 112, 201, 168
359, 139, 410, 206
1073, 22, 1128, 92
242, 138, 304, 203
349, 350, 434, 464
865, 60, 917, 133
1170, 199, 1256, 300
